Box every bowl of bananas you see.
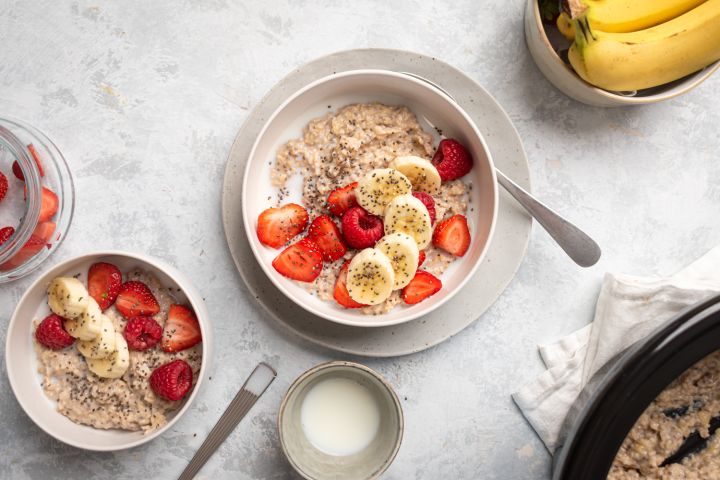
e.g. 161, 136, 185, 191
525, 0, 720, 106
5, 251, 211, 450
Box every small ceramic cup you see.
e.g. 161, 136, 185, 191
278, 361, 404, 480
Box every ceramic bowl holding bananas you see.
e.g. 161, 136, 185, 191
242, 70, 498, 328
525, 0, 720, 106
5, 251, 212, 451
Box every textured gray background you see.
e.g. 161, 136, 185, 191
1, 1, 719, 479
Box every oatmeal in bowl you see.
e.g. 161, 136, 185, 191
5, 251, 211, 451
242, 70, 498, 327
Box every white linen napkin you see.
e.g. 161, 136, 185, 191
512, 245, 720, 453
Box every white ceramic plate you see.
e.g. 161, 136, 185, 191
5, 251, 212, 451
242, 70, 498, 328
222, 48, 532, 357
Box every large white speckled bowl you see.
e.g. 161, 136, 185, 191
242, 70, 498, 328
5, 251, 212, 451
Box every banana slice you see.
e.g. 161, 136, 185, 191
47, 277, 89, 319
77, 316, 116, 359
355, 168, 412, 216
375, 233, 420, 289
389, 156, 441, 195
87, 333, 129, 379
384, 194, 433, 249
346, 248, 395, 305
64, 298, 104, 341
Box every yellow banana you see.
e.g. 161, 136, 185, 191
568, 0, 720, 91
561, 0, 707, 35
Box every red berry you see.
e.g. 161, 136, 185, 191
257, 203, 309, 249
412, 192, 436, 224
12, 161, 24, 181
333, 261, 368, 309
327, 182, 359, 217
115, 281, 160, 318
341, 206, 384, 249
35, 313, 75, 350
272, 237, 324, 282
33, 221, 56, 244
0, 171, 7, 203
124, 315, 163, 351
0, 235, 45, 271
418, 250, 426, 267
401, 271, 442, 305
88, 262, 123, 310
161, 304, 202, 353
431, 139, 473, 181
150, 359, 193, 401
27, 144, 45, 177
0, 226, 14, 245
308, 215, 347, 262
432, 214, 471, 257
39, 187, 59, 222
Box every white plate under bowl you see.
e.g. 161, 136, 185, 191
5, 251, 212, 451
222, 48, 532, 357
242, 70, 498, 328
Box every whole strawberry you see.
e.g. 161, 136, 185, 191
124, 315, 163, 351
431, 139, 473, 181
35, 313, 75, 350
150, 359, 193, 401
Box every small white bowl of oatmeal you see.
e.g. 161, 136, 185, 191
5, 251, 211, 451
242, 70, 498, 327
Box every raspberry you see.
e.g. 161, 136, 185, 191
412, 192, 436, 224
341, 206, 384, 249
431, 139, 473, 181
150, 359, 193, 401
35, 314, 75, 350
123, 315, 163, 351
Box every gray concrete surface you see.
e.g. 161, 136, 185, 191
1, 1, 719, 479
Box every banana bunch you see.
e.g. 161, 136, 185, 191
347, 160, 438, 305
47, 277, 129, 379
559, 0, 720, 91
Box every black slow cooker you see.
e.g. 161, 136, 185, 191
552, 293, 720, 479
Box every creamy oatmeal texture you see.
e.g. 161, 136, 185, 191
35, 270, 202, 432
608, 350, 720, 479
271, 103, 470, 314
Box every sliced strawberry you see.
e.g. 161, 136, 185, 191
333, 261, 368, 309
0, 235, 45, 271
308, 215, 347, 262
161, 304, 202, 352
88, 262, 123, 310
11, 161, 24, 181
257, 203, 309, 249
0, 171, 7, 203
0, 226, 14, 245
272, 237, 323, 282
401, 271, 442, 305
27, 144, 45, 177
432, 214, 471, 257
327, 182, 359, 217
39, 187, 59, 222
418, 250, 426, 267
33, 221, 56, 244
115, 281, 160, 318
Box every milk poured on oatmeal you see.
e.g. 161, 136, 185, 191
300, 377, 380, 456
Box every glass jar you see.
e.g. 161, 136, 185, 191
0, 117, 74, 283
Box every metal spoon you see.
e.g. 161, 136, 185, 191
401, 72, 602, 267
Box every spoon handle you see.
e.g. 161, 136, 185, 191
495, 169, 601, 267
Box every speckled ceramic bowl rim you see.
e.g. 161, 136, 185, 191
4, 250, 212, 451
528, 0, 720, 104
241, 69, 498, 328
277, 361, 404, 480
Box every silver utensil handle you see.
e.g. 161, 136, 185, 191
178, 363, 277, 480
496, 169, 601, 267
